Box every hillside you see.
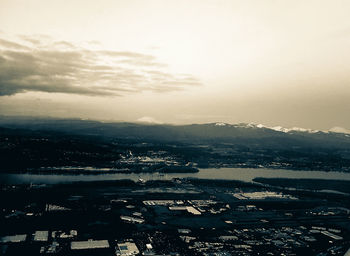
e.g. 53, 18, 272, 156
1, 116, 350, 172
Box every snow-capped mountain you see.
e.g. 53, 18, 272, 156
258, 125, 320, 134
213, 122, 321, 134
1, 116, 350, 147
329, 126, 350, 135
213, 122, 350, 136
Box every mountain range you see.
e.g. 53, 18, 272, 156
1, 116, 350, 172
1, 116, 350, 149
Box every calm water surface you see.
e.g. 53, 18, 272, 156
1, 168, 350, 184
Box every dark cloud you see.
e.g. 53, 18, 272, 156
0, 37, 201, 96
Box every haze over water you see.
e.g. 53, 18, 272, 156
2, 168, 350, 185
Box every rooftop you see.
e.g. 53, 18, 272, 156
116, 242, 140, 256
34, 231, 49, 242
0, 235, 27, 243
71, 239, 109, 250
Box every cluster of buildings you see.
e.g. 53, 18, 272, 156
1, 223, 347, 255
0, 229, 77, 255
118, 150, 183, 167
233, 191, 298, 200
0, 231, 145, 256
70, 239, 143, 255
175, 225, 347, 255
1, 179, 350, 255
142, 199, 227, 216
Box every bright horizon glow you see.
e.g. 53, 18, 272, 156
1, 0, 350, 130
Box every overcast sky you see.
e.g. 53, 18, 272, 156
1, 0, 350, 129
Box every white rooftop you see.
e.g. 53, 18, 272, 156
34, 231, 49, 242
0, 234, 27, 243
117, 242, 139, 256
71, 239, 109, 250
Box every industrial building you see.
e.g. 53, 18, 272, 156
0, 235, 27, 243
33, 231, 49, 242
116, 241, 140, 256
70, 239, 110, 250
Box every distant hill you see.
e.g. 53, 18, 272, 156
0, 116, 349, 149
1, 116, 350, 172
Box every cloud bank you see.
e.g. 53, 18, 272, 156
0, 36, 201, 96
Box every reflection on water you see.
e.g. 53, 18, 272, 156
1, 168, 350, 184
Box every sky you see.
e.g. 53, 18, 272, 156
0, 0, 350, 130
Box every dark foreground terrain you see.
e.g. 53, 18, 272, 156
1, 178, 350, 255
1, 117, 350, 255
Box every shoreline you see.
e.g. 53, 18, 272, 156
1, 165, 350, 175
